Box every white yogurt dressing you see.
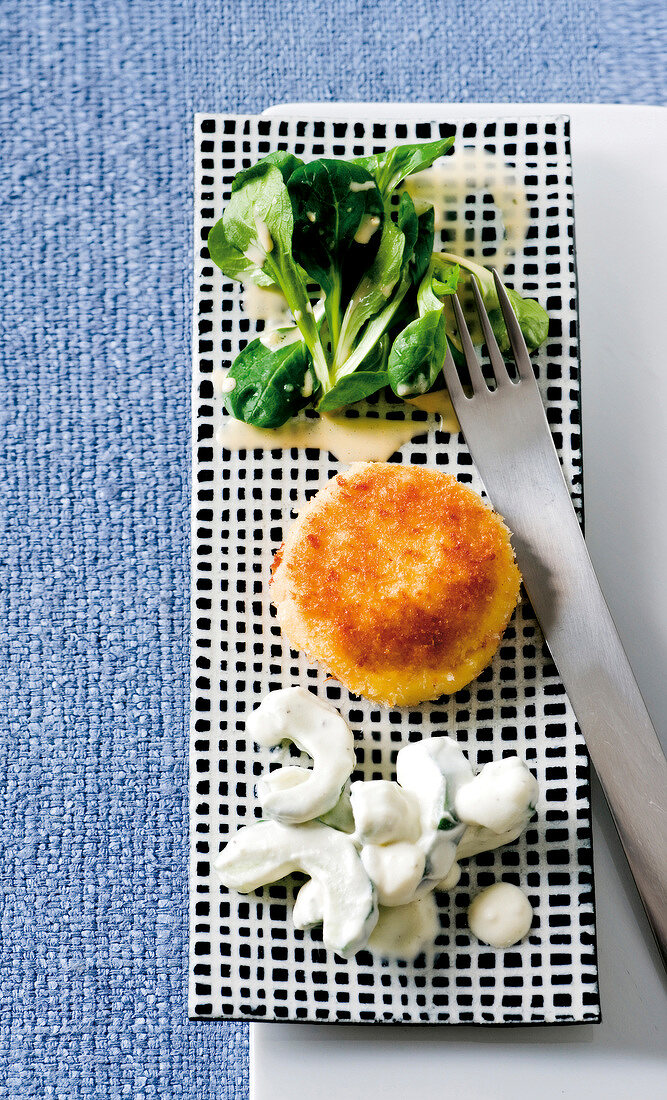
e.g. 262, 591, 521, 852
368, 894, 439, 960
216, 694, 537, 959
353, 213, 381, 244
467, 882, 533, 948
254, 216, 274, 254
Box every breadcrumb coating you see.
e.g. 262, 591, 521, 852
271, 462, 521, 706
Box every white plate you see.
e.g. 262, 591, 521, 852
251, 102, 667, 1098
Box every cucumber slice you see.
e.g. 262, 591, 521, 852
368, 894, 439, 960
454, 756, 539, 835
395, 737, 470, 892
360, 841, 426, 907
292, 878, 324, 929
456, 822, 526, 860
350, 780, 421, 845
249, 687, 356, 824
396, 737, 473, 834
215, 819, 377, 957
317, 784, 355, 833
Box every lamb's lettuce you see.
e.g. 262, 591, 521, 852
231, 151, 304, 192
317, 371, 389, 413
387, 260, 460, 398
334, 218, 406, 374
207, 163, 330, 389
353, 137, 455, 202
207, 138, 550, 428
224, 337, 318, 429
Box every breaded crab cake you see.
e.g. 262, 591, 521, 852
270, 462, 521, 706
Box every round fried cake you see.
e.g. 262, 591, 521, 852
271, 462, 521, 706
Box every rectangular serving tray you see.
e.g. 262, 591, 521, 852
189, 110, 599, 1025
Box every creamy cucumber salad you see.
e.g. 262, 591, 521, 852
215, 688, 538, 958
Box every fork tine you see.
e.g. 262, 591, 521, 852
441, 342, 467, 407
451, 293, 488, 394
469, 275, 512, 387
492, 270, 535, 381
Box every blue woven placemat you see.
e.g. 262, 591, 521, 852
0, 2, 664, 1097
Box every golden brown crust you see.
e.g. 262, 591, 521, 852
271, 462, 521, 706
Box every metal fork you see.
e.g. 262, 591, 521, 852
442, 272, 667, 964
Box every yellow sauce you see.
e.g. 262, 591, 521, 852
242, 283, 290, 322
406, 390, 459, 433
217, 412, 434, 463
216, 387, 460, 463
405, 150, 529, 264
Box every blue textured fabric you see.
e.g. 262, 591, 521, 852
0, 1, 663, 1096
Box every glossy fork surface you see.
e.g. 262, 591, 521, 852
442, 272, 667, 965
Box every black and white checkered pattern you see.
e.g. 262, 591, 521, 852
189, 113, 599, 1024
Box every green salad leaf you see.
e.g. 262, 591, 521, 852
317, 371, 389, 413
353, 137, 455, 201
387, 310, 448, 397
504, 287, 550, 351
436, 253, 549, 353
207, 217, 276, 289
224, 335, 318, 429
207, 163, 330, 388
231, 151, 304, 192
396, 191, 419, 267
334, 218, 406, 374
410, 202, 435, 286
387, 259, 459, 398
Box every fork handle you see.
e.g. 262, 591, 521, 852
491, 438, 667, 964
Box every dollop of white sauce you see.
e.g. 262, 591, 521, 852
368, 894, 439, 960
467, 882, 533, 948
354, 214, 381, 244
221, 375, 236, 394
349, 179, 377, 193
300, 372, 314, 399
254, 216, 274, 254
260, 330, 285, 350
